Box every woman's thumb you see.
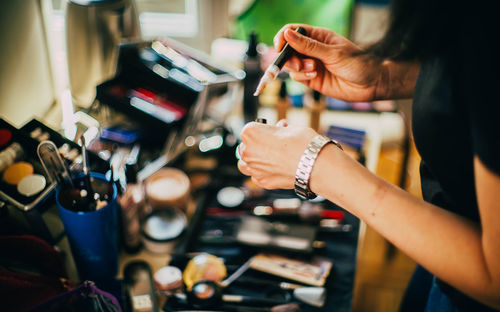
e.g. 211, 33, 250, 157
284, 29, 331, 61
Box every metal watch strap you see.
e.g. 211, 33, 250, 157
294, 135, 342, 200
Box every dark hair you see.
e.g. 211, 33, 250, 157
363, 0, 459, 61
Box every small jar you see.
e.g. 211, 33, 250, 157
145, 168, 190, 211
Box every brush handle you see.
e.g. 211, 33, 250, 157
222, 294, 287, 306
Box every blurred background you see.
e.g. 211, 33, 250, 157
0, 1, 421, 311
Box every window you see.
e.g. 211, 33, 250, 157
137, 0, 198, 38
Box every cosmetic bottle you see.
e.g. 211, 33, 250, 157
306, 90, 326, 132
242, 32, 262, 123
118, 164, 144, 253
276, 79, 289, 121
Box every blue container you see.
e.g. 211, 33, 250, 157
56, 172, 118, 282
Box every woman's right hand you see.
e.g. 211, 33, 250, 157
274, 24, 387, 102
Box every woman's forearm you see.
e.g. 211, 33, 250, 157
375, 60, 420, 100
309, 145, 500, 309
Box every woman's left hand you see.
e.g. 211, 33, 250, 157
237, 121, 317, 189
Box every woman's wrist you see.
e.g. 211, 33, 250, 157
308, 143, 345, 199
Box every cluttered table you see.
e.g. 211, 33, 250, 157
0, 37, 406, 311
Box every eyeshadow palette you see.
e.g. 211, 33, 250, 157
0, 118, 55, 211
0, 118, 109, 212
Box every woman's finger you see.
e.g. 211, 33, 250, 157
276, 119, 288, 127
283, 57, 316, 73
273, 23, 316, 52
289, 71, 317, 81
237, 159, 252, 176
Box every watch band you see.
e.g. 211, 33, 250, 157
294, 135, 342, 200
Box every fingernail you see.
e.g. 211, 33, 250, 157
304, 61, 314, 71
305, 71, 317, 77
285, 29, 299, 40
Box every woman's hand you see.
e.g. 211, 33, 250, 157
274, 24, 418, 101
237, 121, 317, 190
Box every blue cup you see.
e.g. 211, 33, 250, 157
56, 172, 118, 282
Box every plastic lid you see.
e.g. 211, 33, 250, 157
154, 266, 183, 291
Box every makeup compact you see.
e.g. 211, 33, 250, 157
141, 208, 187, 253
182, 253, 227, 291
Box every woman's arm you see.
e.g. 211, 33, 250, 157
238, 123, 500, 308
309, 145, 500, 309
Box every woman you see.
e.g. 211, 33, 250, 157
236, 1, 500, 311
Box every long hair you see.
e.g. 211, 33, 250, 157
363, 0, 459, 61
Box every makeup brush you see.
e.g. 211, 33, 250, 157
175, 304, 301, 312
222, 303, 302, 312
79, 136, 96, 211
254, 27, 307, 96
230, 277, 325, 307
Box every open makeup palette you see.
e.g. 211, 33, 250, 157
0, 118, 108, 212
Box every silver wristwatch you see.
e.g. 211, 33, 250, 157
294, 135, 342, 200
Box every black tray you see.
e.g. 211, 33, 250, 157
0, 118, 55, 211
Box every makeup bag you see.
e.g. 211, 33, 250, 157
29, 280, 122, 312
0, 235, 70, 311
0, 235, 122, 312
